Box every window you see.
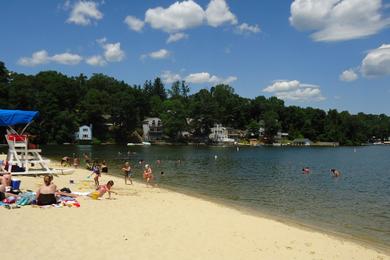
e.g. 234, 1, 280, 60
83, 128, 88, 132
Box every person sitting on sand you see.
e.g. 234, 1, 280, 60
143, 164, 153, 186
84, 153, 92, 170
0, 182, 16, 201
0, 171, 12, 186
36, 175, 57, 205
61, 156, 71, 167
122, 162, 132, 185
73, 157, 80, 168
95, 180, 117, 199
330, 168, 341, 177
101, 160, 108, 173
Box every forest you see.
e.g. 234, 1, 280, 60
0, 61, 389, 145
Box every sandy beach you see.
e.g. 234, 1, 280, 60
1, 165, 389, 260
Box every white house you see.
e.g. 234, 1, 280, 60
209, 124, 235, 143
143, 118, 163, 141
75, 124, 92, 141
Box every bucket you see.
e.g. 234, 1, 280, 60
11, 179, 21, 190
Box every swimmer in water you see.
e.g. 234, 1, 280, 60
302, 167, 310, 174
330, 168, 341, 177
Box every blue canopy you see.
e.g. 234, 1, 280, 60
0, 109, 39, 126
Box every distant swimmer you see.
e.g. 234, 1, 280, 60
302, 167, 310, 174
330, 168, 341, 177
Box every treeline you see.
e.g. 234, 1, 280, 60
0, 61, 389, 145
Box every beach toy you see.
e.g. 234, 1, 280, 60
11, 178, 21, 190
90, 191, 100, 200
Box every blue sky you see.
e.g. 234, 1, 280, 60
1, 0, 389, 114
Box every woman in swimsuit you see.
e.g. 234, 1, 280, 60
36, 175, 57, 205
122, 162, 132, 185
101, 160, 108, 173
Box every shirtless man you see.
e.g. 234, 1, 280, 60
36, 175, 57, 205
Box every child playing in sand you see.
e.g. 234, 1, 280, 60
96, 180, 117, 199
91, 161, 101, 188
143, 164, 154, 186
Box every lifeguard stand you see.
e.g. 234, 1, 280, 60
1, 109, 54, 175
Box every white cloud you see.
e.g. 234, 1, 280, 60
263, 80, 325, 102
98, 39, 125, 62
18, 50, 82, 66
18, 50, 50, 66
185, 72, 237, 84
166, 32, 189, 43
67, 1, 103, 26
263, 80, 300, 93
86, 55, 107, 66
124, 15, 145, 32
161, 71, 182, 83
340, 69, 358, 81
289, 0, 390, 42
361, 44, 390, 77
51, 52, 83, 65
235, 23, 261, 34
143, 49, 171, 60
145, 0, 205, 33
205, 0, 237, 27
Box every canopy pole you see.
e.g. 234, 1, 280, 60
7, 126, 18, 134
21, 121, 33, 135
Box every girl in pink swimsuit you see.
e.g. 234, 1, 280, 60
96, 180, 116, 199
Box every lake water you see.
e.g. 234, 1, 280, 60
17, 145, 390, 248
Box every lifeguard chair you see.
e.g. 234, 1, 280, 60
1, 109, 53, 175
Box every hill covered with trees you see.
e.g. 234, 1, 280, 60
0, 61, 389, 145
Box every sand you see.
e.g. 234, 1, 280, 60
0, 165, 389, 260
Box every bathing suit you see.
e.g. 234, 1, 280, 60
125, 170, 132, 177
143, 170, 152, 179
101, 166, 108, 173
93, 166, 101, 176
97, 185, 109, 196
37, 193, 57, 205
0, 191, 5, 201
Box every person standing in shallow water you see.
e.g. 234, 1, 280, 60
143, 164, 153, 186
330, 168, 341, 177
122, 162, 132, 185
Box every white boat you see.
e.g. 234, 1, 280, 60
53, 168, 75, 175
127, 142, 151, 146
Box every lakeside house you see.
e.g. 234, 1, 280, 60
292, 138, 312, 146
75, 124, 92, 141
143, 117, 163, 141
209, 124, 235, 143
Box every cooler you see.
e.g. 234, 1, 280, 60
11, 179, 21, 190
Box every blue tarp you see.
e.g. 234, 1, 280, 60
0, 109, 39, 126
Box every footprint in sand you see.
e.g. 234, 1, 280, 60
304, 242, 312, 247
